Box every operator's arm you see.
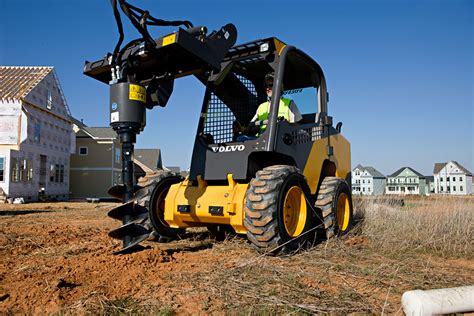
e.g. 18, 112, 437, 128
289, 100, 303, 123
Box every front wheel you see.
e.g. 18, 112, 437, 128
244, 165, 314, 255
139, 172, 185, 242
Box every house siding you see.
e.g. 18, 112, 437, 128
0, 69, 73, 200
70, 130, 122, 199
434, 161, 473, 195
386, 168, 426, 195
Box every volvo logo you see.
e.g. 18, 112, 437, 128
211, 145, 245, 153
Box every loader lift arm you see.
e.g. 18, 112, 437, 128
84, 0, 237, 254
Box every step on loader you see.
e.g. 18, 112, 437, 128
84, 0, 354, 254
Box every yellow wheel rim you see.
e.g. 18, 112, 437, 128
283, 186, 307, 237
336, 192, 350, 231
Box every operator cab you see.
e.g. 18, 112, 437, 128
190, 38, 330, 181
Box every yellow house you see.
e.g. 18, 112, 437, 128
70, 119, 121, 199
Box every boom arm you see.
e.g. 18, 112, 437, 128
83, 1, 237, 254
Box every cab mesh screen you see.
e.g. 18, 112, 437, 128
203, 74, 258, 144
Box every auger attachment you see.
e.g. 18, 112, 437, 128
106, 82, 150, 254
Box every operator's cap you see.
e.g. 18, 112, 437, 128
264, 72, 274, 87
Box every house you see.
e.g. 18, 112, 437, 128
386, 167, 428, 195
425, 176, 435, 194
433, 161, 473, 195
351, 164, 386, 195
0, 66, 74, 201
134, 149, 163, 180
70, 119, 121, 199
70, 120, 167, 198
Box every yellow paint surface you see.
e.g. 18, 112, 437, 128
162, 33, 176, 47
303, 134, 351, 194
164, 175, 249, 234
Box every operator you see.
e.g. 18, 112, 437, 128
235, 72, 302, 142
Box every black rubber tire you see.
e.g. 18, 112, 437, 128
314, 177, 354, 240
136, 171, 185, 242
244, 165, 314, 255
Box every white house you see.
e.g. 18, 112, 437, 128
0, 66, 75, 200
433, 161, 473, 195
352, 164, 386, 195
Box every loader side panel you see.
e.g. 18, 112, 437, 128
274, 121, 351, 194
302, 134, 351, 194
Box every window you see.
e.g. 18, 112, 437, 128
368, 187, 371, 192
10, 158, 32, 182
440, 187, 443, 192
115, 148, 121, 164
10, 158, 19, 182
460, 177, 463, 182
368, 179, 371, 184
460, 186, 463, 191
50, 164, 65, 183
79, 147, 88, 156
20, 159, 32, 182
362, 188, 365, 192
47, 90, 52, 109
0, 157, 4, 182
34, 123, 41, 143
453, 177, 456, 181
440, 177, 443, 182
362, 180, 365, 184
447, 177, 450, 181
453, 186, 456, 191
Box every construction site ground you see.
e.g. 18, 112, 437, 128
1, 197, 473, 314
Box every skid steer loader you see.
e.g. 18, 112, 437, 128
84, 0, 354, 254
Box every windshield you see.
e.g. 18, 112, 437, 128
282, 86, 318, 116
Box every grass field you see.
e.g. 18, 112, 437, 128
0, 196, 473, 314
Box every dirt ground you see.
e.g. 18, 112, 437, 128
1, 199, 473, 314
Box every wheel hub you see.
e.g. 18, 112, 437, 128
283, 186, 307, 237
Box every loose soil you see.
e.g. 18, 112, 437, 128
1, 199, 473, 314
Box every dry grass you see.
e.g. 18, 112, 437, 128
355, 196, 474, 258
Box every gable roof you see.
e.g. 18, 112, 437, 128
389, 167, 424, 178
364, 167, 385, 178
0, 66, 53, 102
84, 127, 117, 139
433, 163, 445, 174
433, 161, 472, 176
72, 118, 117, 140
352, 164, 385, 178
135, 149, 162, 170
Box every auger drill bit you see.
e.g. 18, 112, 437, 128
106, 82, 150, 254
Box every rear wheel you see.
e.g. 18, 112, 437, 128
136, 171, 185, 242
244, 165, 314, 255
314, 177, 354, 239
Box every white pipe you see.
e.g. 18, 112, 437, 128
402, 285, 474, 315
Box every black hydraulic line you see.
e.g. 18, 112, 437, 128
118, 0, 155, 46
111, 0, 125, 67
124, 1, 193, 28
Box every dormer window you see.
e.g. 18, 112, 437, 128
47, 90, 53, 110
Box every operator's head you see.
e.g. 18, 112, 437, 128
265, 72, 284, 98
264, 72, 274, 97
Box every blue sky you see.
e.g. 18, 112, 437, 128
1, 0, 472, 175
